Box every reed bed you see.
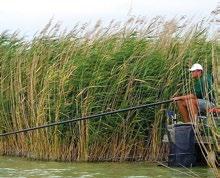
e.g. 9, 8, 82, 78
0, 17, 218, 165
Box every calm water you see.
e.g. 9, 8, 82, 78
0, 156, 215, 178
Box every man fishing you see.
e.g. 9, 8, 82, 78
172, 63, 215, 123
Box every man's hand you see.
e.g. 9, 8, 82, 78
171, 94, 196, 101
172, 96, 182, 101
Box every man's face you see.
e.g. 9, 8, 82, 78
191, 70, 202, 79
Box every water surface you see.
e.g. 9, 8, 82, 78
0, 156, 215, 177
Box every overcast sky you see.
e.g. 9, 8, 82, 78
0, 0, 218, 38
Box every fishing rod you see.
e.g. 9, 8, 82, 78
0, 99, 173, 137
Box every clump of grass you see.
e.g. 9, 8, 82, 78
0, 17, 218, 166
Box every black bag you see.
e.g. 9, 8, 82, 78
168, 124, 196, 167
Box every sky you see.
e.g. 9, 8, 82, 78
0, 0, 219, 38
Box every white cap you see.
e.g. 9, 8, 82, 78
189, 63, 203, 72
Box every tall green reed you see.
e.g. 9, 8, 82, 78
0, 17, 217, 162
